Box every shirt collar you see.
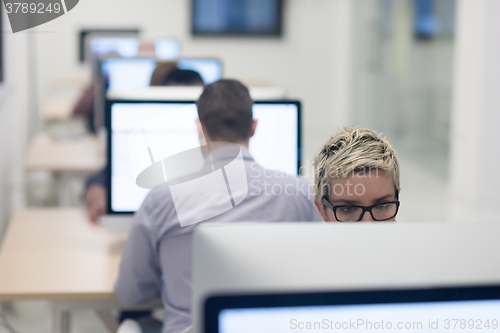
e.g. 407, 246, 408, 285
238, 146, 254, 161
209, 144, 254, 164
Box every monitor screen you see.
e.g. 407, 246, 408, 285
89, 37, 140, 59
102, 58, 157, 90
220, 300, 500, 333
107, 100, 300, 213
79, 29, 140, 62
177, 59, 222, 84
88, 36, 180, 61
205, 286, 500, 333
192, 0, 283, 36
102, 58, 222, 90
155, 38, 181, 60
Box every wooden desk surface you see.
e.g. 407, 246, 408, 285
0, 209, 125, 301
25, 133, 105, 172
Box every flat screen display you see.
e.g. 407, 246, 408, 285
219, 300, 500, 333
108, 101, 300, 213
177, 59, 222, 84
79, 29, 140, 62
87, 37, 180, 62
89, 37, 140, 59
192, 0, 282, 36
155, 38, 181, 60
102, 58, 157, 90
102, 58, 222, 90
204, 287, 500, 333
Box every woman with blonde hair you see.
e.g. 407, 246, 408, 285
313, 127, 401, 222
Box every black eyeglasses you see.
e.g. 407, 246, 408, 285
321, 196, 400, 222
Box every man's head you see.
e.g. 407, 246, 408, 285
313, 127, 400, 222
196, 79, 257, 146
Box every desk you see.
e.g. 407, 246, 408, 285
41, 94, 81, 121
0, 209, 122, 301
0, 209, 158, 333
25, 133, 104, 173
24, 133, 105, 206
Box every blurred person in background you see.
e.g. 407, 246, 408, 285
162, 69, 204, 86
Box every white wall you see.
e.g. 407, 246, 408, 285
33, 0, 353, 179
0, 12, 31, 239
449, 0, 500, 221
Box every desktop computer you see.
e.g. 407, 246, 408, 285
86, 35, 181, 62
88, 36, 140, 60
106, 100, 300, 214
80, 29, 140, 63
94, 57, 223, 132
154, 38, 182, 60
99, 99, 300, 232
205, 286, 500, 333
102, 58, 158, 90
177, 58, 223, 84
192, 222, 500, 333
101, 57, 223, 90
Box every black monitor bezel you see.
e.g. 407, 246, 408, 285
203, 285, 500, 333
105, 99, 302, 215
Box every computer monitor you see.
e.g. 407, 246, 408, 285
89, 37, 140, 60
192, 222, 500, 333
205, 286, 500, 333
155, 38, 181, 60
87, 36, 180, 63
101, 58, 222, 90
79, 29, 140, 62
192, 0, 283, 36
106, 100, 300, 214
102, 58, 157, 90
177, 58, 222, 84
94, 57, 223, 133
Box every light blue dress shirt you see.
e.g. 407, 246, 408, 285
115, 147, 322, 333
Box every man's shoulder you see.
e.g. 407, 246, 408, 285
136, 187, 178, 229
142, 187, 173, 209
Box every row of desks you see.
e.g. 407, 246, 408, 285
3, 86, 118, 330
17, 92, 118, 331
15, 88, 119, 329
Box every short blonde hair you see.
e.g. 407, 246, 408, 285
313, 127, 400, 202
